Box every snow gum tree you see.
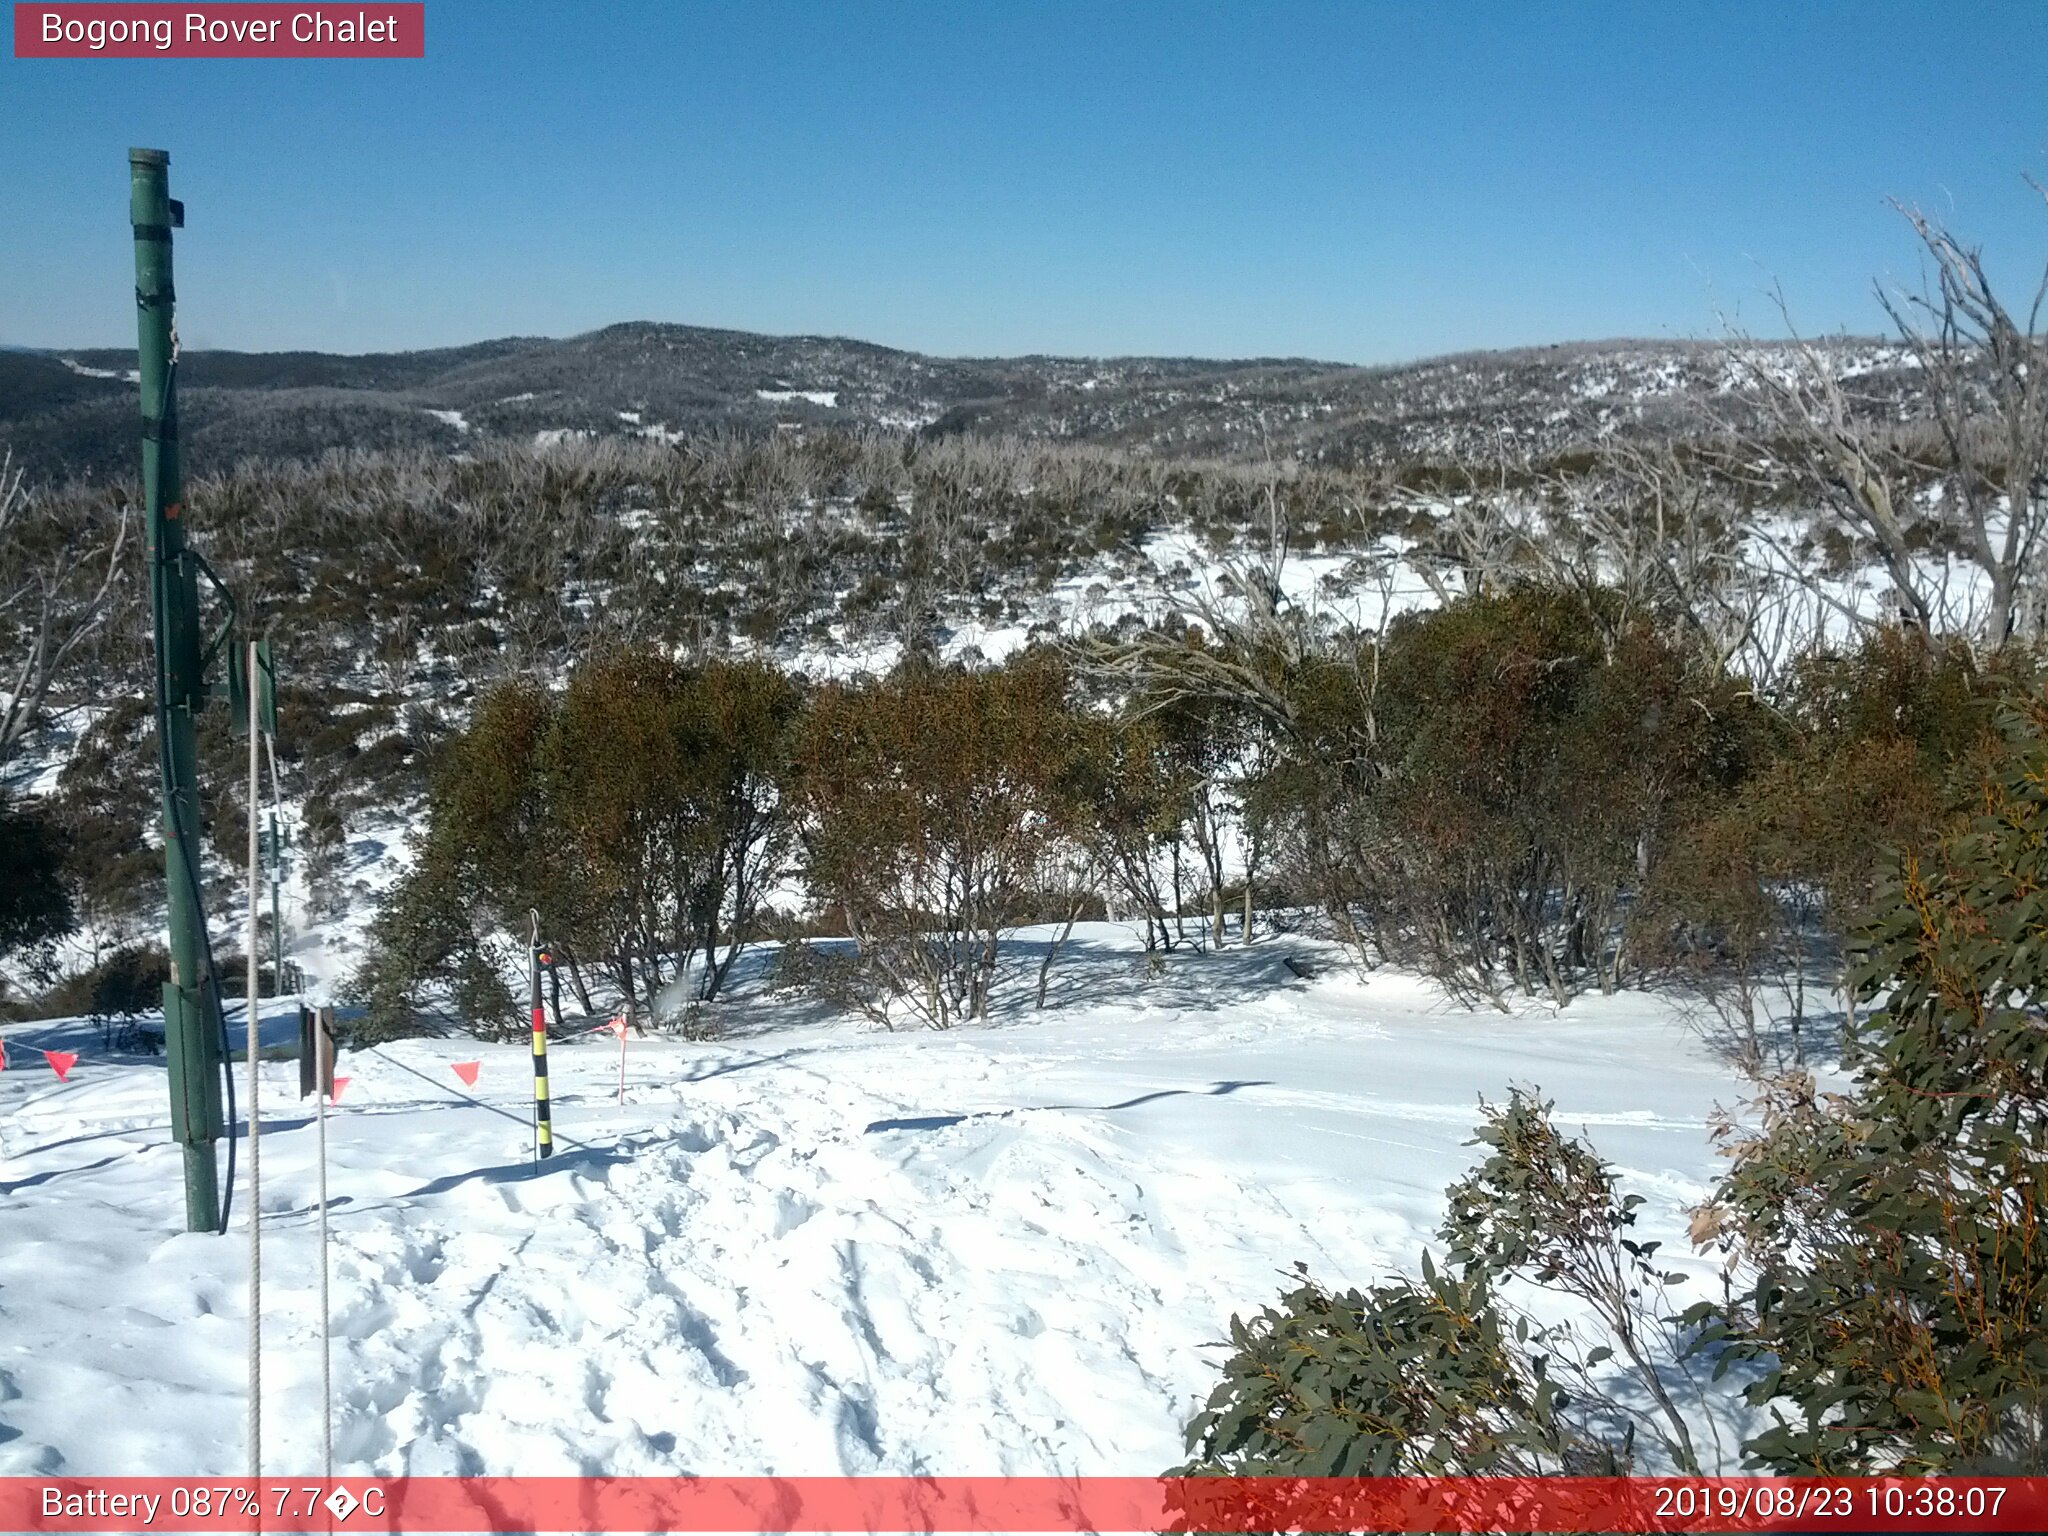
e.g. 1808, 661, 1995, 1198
1263, 589, 1759, 1007
545, 650, 800, 1014
353, 653, 800, 1037
792, 656, 1080, 1028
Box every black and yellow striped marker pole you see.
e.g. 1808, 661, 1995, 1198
530, 917, 554, 1162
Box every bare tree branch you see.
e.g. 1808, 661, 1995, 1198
0, 449, 132, 772
1728, 190, 2048, 650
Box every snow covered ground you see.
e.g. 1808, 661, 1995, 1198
0, 924, 1779, 1480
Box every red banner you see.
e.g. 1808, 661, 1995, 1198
3, 1476, 2046, 1532
13, 5, 424, 58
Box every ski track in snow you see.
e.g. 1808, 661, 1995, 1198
0, 926, 1783, 1477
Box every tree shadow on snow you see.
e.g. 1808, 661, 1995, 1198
1664, 978, 1854, 1076
393, 1142, 634, 1201
863, 1077, 1272, 1134
1017, 934, 1316, 1020
674, 1046, 816, 1083
677, 929, 1324, 1040
0, 1149, 132, 1196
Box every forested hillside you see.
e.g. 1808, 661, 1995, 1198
2, 323, 1930, 484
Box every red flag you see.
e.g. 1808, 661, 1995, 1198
0, 1038, 8, 1071
44, 1050, 78, 1082
451, 1060, 480, 1087
330, 1075, 350, 1102
609, 1015, 629, 1038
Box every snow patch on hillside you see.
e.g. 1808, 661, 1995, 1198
59, 358, 139, 383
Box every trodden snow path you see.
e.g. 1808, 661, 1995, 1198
0, 925, 1775, 1477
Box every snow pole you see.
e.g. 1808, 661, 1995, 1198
530, 911, 554, 1162
314, 1005, 335, 1481
245, 639, 263, 1484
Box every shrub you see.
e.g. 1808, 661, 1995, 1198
1693, 687, 2048, 1473
353, 652, 802, 1036
89, 945, 170, 1023
1272, 589, 1760, 1006
33, 945, 170, 1048
1177, 1260, 1617, 1478
1440, 1092, 1716, 1473
1641, 626, 2009, 1061
0, 797, 75, 969
1178, 1094, 1707, 1479
1184, 675, 2048, 1485
792, 657, 1079, 1027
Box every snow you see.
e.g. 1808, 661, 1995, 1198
0, 924, 1772, 1479
59, 358, 139, 383
874, 406, 941, 430
756, 389, 840, 408
780, 525, 1441, 682
423, 409, 469, 433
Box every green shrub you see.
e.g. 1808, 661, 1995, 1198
0, 798, 75, 969
34, 945, 170, 1048
1274, 588, 1762, 1005
1693, 687, 2048, 1473
1179, 1092, 1733, 1481
1177, 1261, 1618, 1478
1640, 626, 2012, 1061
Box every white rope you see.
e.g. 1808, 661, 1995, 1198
267, 707, 320, 1484
246, 639, 262, 1486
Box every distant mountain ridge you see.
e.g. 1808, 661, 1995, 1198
0, 321, 1912, 485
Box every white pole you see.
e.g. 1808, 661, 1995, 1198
246, 640, 262, 1485
316, 1006, 333, 1482
617, 1019, 626, 1106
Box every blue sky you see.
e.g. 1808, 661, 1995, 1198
4, 1, 2045, 361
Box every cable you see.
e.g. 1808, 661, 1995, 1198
264, 732, 289, 1000
166, 751, 237, 1233
149, 345, 238, 1235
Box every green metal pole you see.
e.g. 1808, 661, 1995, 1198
132, 147, 224, 1234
